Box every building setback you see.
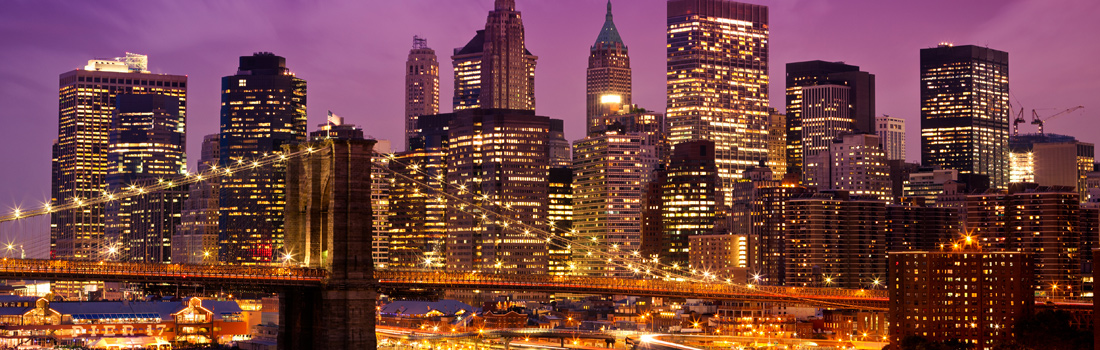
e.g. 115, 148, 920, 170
218, 52, 307, 265
53, 54, 187, 262
405, 36, 440, 150
889, 248, 1034, 350
453, 0, 538, 111
667, 0, 770, 206
920, 44, 1010, 189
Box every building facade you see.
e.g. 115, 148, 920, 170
1008, 133, 1094, 201
800, 84, 854, 161
667, 0, 770, 206
572, 130, 657, 276
920, 44, 1010, 189
805, 134, 891, 202
174, 134, 220, 265
889, 248, 1034, 350
586, 1, 632, 135
658, 140, 721, 268
53, 54, 187, 261
405, 36, 440, 150
785, 61, 874, 181
786, 191, 887, 289
104, 93, 188, 263
876, 115, 906, 161
547, 167, 574, 276
218, 53, 307, 265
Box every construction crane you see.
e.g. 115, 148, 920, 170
1031, 106, 1084, 135
1012, 108, 1026, 136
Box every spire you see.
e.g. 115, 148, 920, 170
495, 0, 515, 11
593, 0, 626, 51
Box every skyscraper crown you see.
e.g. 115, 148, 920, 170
593, 1, 626, 51
495, 0, 515, 11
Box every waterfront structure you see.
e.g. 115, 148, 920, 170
657, 141, 721, 268
786, 191, 887, 289
174, 134, 220, 265
572, 128, 658, 276
547, 167, 574, 276
920, 44, 1010, 189
876, 115, 906, 161
53, 54, 187, 262
405, 36, 440, 149
785, 61, 875, 180
586, 0, 632, 135
453, 0, 537, 111
0, 297, 247, 349
218, 53, 307, 265
804, 134, 891, 202
1008, 133, 1094, 201
667, 0, 770, 205
889, 246, 1034, 349
104, 94, 188, 263
444, 109, 553, 274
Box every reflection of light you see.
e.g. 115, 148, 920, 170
600, 94, 622, 104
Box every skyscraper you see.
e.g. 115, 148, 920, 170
218, 53, 307, 265
785, 61, 875, 180
586, 0, 631, 135
174, 134, 220, 265
572, 128, 658, 276
104, 94, 188, 263
53, 54, 187, 261
547, 167, 575, 276
452, 0, 537, 111
920, 44, 1010, 189
786, 191, 887, 289
876, 115, 906, 161
805, 133, 891, 202
658, 140, 721, 268
405, 36, 440, 150
667, 0, 770, 206
800, 84, 853, 160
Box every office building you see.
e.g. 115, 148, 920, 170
903, 168, 958, 203
786, 61, 875, 180
767, 112, 787, 180
801, 84, 854, 161
920, 44, 1010, 189
550, 120, 571, 167
53, 53, 186, 261
388, 113, 450, 270
218, 52, 307, 265
310, 112, 364, 141
786, 191, 887, 289
1008, 133, 1094, 201
667, 0, 770, 205
444, 109, 552, 274
597, 107, 667, 162
370, 140, 393, 270
586, 0, 632, 135
174, 134, 220, 265
889, 247, 1034, 349
805, 134, 891, 202
547, 167, 574, 276
104, 94, 188, 263
657, 140, 721, 268
405, 36, 440, 149
453, 0, 538, 111
573, 129, 658, 276
876, 115, 906, 161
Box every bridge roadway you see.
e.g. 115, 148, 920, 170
0, 258, 326, 287
374, 270, 889, 310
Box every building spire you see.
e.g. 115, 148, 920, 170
495, 0, 515, 11
593, 0, 625, 50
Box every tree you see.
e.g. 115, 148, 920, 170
1014, 310, 1092, 350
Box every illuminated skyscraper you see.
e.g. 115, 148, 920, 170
388, 113, 450, 270
218, 53, 307, 265
667, 0, 770, 206
547, 167, 574, 276
658, 140, 721, 268
174, 134, 220, 265
586, 0, 631, 135
573, 128, 658, 276
104, 94, 188, 263
452, 0, 537, 111
800, 84, 853, 161
921, 44, 1010, 189
785, 61, 875, 181
53, 54, 187, 261
805, 133, 891, 202
405, 36, 440, 150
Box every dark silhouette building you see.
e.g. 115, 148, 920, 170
785, 61, 875, 181
218, 52, 307, 264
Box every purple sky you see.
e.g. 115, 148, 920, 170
1, 0, 1099, 218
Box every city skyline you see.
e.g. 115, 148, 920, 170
1, 0, 1099, 244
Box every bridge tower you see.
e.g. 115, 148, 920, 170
281, 139, 377, 349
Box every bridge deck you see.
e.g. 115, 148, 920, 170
0, 258, 326, 287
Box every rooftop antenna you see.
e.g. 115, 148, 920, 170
412, 36, 429, 50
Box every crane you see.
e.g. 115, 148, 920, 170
1012, 108, 1026, 136
1031, 106, 1084, 135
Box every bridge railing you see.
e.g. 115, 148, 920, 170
0, 258, 328, 285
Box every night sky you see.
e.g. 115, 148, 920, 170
1, 0, 1098, 225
